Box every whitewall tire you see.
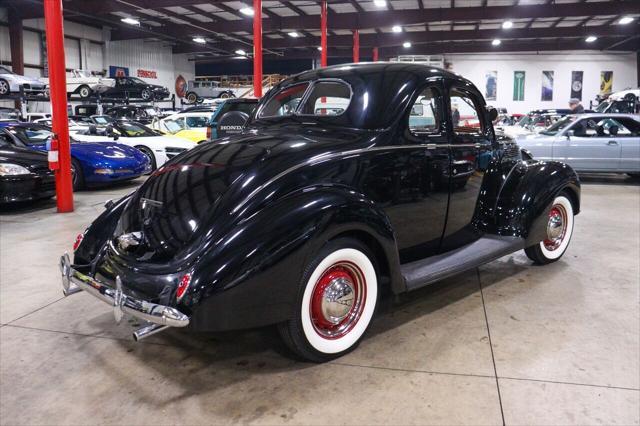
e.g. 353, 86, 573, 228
279, 238, 378, 362
525, 193, 574, 264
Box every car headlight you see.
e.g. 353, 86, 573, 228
0, 163, 31, 176
94, 168, 114, 175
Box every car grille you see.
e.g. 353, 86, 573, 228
166, 147, 188, 159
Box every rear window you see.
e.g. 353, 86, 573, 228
258, 80, 352, 119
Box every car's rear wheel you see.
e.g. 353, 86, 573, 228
278, 238, 378, 362
0, 79, 9, 95
525, 192, 574, 264
220, 91, 233, 99
78, 85, 92, 98
186, 92, 198, 104
141, 89, 151, 100
71, 158, 84, 190
135, 145, 157, 171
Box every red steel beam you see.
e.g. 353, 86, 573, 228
253, 0, 263, 98
353, 29, 359, 63
373, 46, 379, 62
43, 0, 74, 212
321, 0, 328, 67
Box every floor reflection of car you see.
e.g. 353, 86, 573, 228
0, 123, 150, 190
70, 120, 195, 170
518, 113, 640, 177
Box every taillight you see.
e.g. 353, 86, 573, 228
176, 273, 192, 301
73, 233, 84, 251
206, 126, 211, 141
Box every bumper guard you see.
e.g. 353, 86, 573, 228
59, 253, 190, 331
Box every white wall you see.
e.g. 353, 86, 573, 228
447, 51, 637, 114
106, 40, 195, 99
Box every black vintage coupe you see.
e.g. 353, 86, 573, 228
60, 63, 580, 362
103, 77, 170, 101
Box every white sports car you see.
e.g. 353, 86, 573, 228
0, 66, 47, 96
70, 120, 195, 169
42, 70, 115, 98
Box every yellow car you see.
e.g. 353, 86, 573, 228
151, 113, 210, 144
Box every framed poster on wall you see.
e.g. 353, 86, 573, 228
513, 71, 525, 101
570, 71, 583, 100
600, 71, 613, 96
485, 71, 497, 101
541, 71, 554, 101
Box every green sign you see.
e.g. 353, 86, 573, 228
513, 71, 525, 101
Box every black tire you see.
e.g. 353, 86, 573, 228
628, 173, 640, 180
186, 92, 198, 104
141, 89, 151, 100
71, 158, 84, 191
623, 93, 637, 102
278, 237, 379, 362
77, 85, 92, 98
135, 145, 157, 171
525, 191, 575, 265
220, 91, 234, 99
0, 79, 9, 95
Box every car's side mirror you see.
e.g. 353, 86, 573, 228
487, 107, 499, 122
566, 130, 574, 139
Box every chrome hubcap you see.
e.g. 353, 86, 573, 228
544, 205, 567, 251
310, 262, 366, 339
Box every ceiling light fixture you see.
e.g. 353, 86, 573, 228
288, 32, 300, 37
235, 49, 247, 55
392, 25, 402, 33
403, 41, 411, 48
502, 20, 513, 29
240, 7, 254, 16
585, 36, 598, 42
193, 37, 206, 44
374, 0, 387, 7
121, 17, 140, 26
618, 16, 634, 25
492, 39, 501, 46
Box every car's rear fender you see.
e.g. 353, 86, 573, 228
185, 185, 401, 332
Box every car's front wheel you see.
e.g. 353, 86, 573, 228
135, 145, 157, 171
141, 89, 151, 100
186, 92, 198, 104
278, 238, 378, 362
78, 85, 92, 98
0, 79, 9, 95
525, 192, 575, 264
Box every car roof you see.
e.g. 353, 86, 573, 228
568, 113, 640, 120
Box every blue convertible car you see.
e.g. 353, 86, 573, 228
0, 123, 150, 189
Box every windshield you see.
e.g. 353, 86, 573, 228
517, 116, 532, 127
8, 127, 52, 145
164, 119, 185, 133
0, 66, 15, 75
129, 77, 147, 85
539, 116, 577, 136
75, 70, 92, 78
114, 122, 158, 137
595, 101, 610, 113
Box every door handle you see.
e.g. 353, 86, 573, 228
607, 140, 618, 145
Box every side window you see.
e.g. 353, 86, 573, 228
0, 133, 11, 147
408, 86, 442, 135
572, 118, 610, 137
299, 81, 351, 116
186, 116, 209, 127
259, 83, 309, 118
606, 118, 640, 137
450, 89, 483, 135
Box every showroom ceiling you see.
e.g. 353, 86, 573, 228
11, 0, 640, 61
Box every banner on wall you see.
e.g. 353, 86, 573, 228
485, 71, 497, 101
109, 66, 130, 78
570, 71, 583, 100
513, 71, 525, 101
175, 75, 187, 98
137, 69, 158, 79
541, 71, 554, 101
600, 71, 613, 96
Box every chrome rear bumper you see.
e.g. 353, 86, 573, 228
59, 253, 190, 329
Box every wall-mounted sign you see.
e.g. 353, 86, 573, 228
541, 70, 554, 101
485, 70, 497, 101
175, 75, 187, 98
600, 71, 613, 96
109, 66, 129, 77
570, 71, 583, 100
137, 69, 158, 79
513, 71, 525, 101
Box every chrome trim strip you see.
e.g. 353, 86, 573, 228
231, 142, 487, 214
59, 253, 189, 328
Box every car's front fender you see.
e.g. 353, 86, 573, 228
184, 185, 401, 332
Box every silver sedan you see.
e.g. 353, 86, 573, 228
517, 113, 640, 177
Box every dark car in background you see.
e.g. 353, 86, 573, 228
0, 135, 55, 204
103, 77, 170, 101
207, 98, 259, 140
104, 105, 160, 124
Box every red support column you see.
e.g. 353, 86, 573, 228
320, 0, 327, 67
352, 30, 359, 63
253, 0, 263, 98
44, 0, 73, 212
372, 47, 379, 62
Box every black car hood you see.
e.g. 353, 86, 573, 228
112, 124, 370, 266
0, 145, 49, 171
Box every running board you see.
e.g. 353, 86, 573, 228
401, 235, 525, 291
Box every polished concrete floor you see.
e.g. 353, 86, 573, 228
1, 176, 638, 425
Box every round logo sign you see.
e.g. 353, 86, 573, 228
572, 81, 582, 92
175, 75, 187, 98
